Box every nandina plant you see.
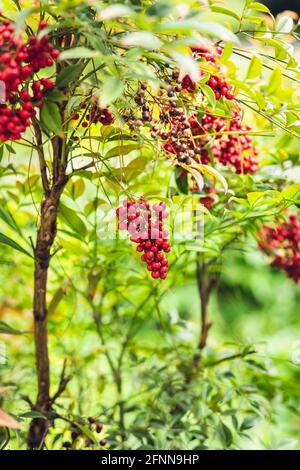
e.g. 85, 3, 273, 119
0, 0, 299, 450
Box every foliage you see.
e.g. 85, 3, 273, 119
0, 0, 299, 450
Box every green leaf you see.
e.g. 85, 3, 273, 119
5, 144, 16, 154
201, 84, 216, 109
0, 202, 21, 234
76, 424, 99, 445
40, 102, 62, 135
66, 178, 85, 200
266, 66, 282, 94
59, 203, 87, 238
147, 2, 173, 17
240, 415, 259, 431
0, 233, 32, 257
20, 411, 46, 419
59, 47, 98, 61
0, 321, 26, 335
48, 286, 67, 315
217, 421, 233, 447
246, 55, 262, 80
175, 169, 188, 195
84, 198, 107, 215
178, 163, 204, 191
197, 164, 228, 193
195, 22, 238, 43
105, 144, 140, 159
122, 156, 150, 180
15, 7, 35, 33
56, 64, 83, 88
97, 4, 133, 20
121, 32, 162, 50
156, 20, 237, 42
100, 77, 124, 106
45, 89, 65, 103
281, 184, 300, 202
247, 191, 264, 207
231, 79, 255, 100
210, 6, 240, 21
221, 41, 233, 62
249, 2, 271, 14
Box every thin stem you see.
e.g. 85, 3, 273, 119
32, 118, 50, 195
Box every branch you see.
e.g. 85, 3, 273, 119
32, 118, 50, 195
22, 395, 34, 408
196, 262, 219, 351
69, 161, 96, 176
50, 359, 72, 405
205, 350, 256, 367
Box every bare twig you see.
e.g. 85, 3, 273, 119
51, 359, 72, 404
22, 395, 34, 408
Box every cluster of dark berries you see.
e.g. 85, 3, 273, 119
141, 45, 258, 174
0, 16, 59, 141
145, 69, 197, 165
259, 214, 300, 283
116, 199, 170, 280
157, 102, 194, 165
88, 417, 107, 446
62, 417, 107, 450
73, 102, 114, 128
122, 83, 153, 129
134, 83, 152, 122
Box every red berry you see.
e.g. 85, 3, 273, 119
162, 241, 170, 251
146, 251, 154, 261
151, 262, 160, 271
151, 271, 160, 279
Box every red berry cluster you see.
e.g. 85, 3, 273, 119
194, 45, 233, 100
190, 109, 258, 174
0, 16, 59, 141
182, 45, 233, 100
199, 187, 216, 209
116, 199, 170, 280
258, 214, 300, 283
130, 45, 258, 175
76, 103, 114, 128
182, 45, 258, 173
118, 42, 259, 183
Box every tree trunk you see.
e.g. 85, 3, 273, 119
28, 176, 68, 449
